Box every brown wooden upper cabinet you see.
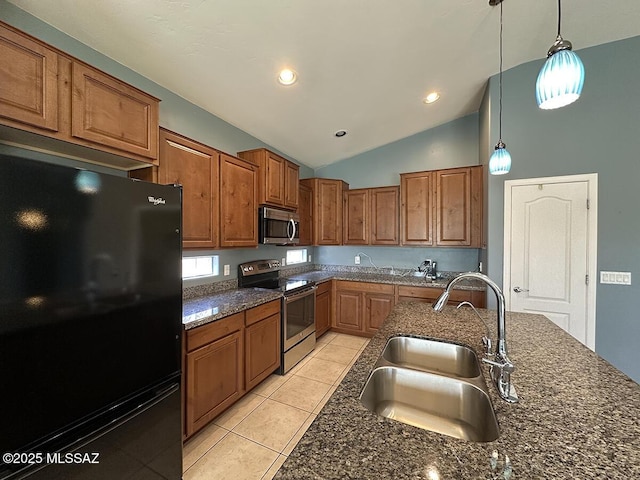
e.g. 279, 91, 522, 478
298, 182, 313, 246
158, 129, 219, 248
220, 153, 258, 247
0, 21, 159, 167
135, 128, 257, 249
71, 62, 159, 160
401, 165, 483, 248
237, 148, 299, 210
300, 178, 348, 246
0, 23, 59, 132
344, 186, 399, 246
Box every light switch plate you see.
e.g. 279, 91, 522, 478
600, 271, 631, 285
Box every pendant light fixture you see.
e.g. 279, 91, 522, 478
489, 0, 511, 176
535, 0, 585, 109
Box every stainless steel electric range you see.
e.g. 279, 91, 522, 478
238, 260, 316, 374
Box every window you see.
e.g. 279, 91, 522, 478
286, 249, 308, 265
182, 255, 219, 279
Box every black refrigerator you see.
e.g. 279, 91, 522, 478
0, 154, 183, 480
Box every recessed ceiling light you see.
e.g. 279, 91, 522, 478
278, 68, 297, 85
334, 130, 348, 138
423, 92, 440, 104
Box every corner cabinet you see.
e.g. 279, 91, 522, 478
401, 165, 483, 248
300, 178, 348, 246
0, 21, 159, 167
237, 148, 299, 210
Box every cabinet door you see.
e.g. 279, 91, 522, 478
0, 24, 59, 132
435, 167, 472, 246
315, 287, 331, 338
185, 329, 243, 437
284, 161, 299, 209
370, 186, 399, 245
158, 129, 218, 248
401, 171, 434, 246
265, 152, 285, 205
220, 154, 258, 247
334, 290, 362, 332
343, 189, 369, 245
365, 293, 395, 334
298, 183, 313, 245
316, 179, 343, 245
71, 62, 159, 160
245, 313, 281, 391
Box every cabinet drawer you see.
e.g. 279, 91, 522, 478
336, 280, 394, 295
186, 312, 244, 352
315, 280, 332, 296
397, 285, 442, 300
245, 299, 281, 327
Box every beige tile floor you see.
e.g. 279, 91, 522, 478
182, 332, 369, 480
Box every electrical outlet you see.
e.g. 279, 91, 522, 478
223, 264, 230, 276
355, 255, 361, 265
308, 254, 312, 263
600, 271, 631, 285
281, 257, 286, 267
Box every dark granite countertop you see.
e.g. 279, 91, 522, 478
183, 269, 485, 330
288, 270, 485, 291
275, 302, 640, 479
182, 288, 282, 330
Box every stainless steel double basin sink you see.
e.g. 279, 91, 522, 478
359, 336, 499, 442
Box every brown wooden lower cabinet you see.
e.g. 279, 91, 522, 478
315, 281, 332, 338
245, 301, 281, 391
185, 313, 244, 438
184, 300, 281, 438
396, 285, 486, 308
333, 281, 395, 337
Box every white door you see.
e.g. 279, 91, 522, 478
503, 174, 597, 350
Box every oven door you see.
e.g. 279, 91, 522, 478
283, 287, 316, 351
259, 207, 300, 245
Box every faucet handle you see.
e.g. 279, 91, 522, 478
482, 336, 493, 356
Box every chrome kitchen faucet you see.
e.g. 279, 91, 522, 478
433, 272, 519, 403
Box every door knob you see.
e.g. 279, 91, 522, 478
513, 286, 529, 293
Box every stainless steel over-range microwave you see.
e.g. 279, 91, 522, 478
259, 206, 300, 245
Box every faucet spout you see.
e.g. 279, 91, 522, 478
433, 272, 518, 403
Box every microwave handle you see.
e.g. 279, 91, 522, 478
288, 218, 296, 242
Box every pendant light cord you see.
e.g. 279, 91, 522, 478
557, 0, 562, 37
498, 1, 504, 141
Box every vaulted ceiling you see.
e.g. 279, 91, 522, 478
8, 0, 640, 168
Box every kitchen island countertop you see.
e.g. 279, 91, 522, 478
274, 302, 640, 479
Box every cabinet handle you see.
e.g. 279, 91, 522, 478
513, 286, 529, 293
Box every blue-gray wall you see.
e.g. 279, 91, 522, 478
316, 113, 479, 188
483, 36, 640, 383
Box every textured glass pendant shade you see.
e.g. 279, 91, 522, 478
489, 143, 511, 175
536, 49, 585, 110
